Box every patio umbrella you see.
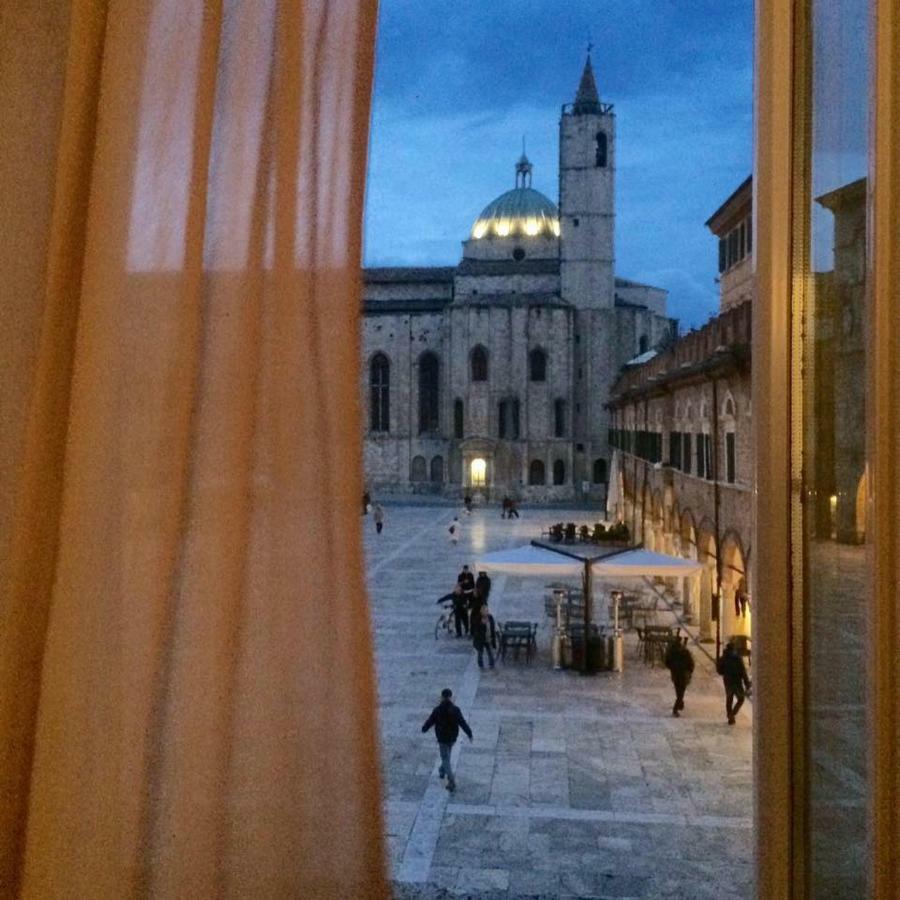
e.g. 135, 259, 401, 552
477, 542, 601, 673
592, 548, 702, 578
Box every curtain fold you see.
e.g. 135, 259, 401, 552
0, 1, 386, 897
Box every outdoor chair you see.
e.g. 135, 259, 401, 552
578, 525, 590, 542
564, 523, 576, 543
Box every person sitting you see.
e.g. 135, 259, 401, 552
564, 522, 576, 543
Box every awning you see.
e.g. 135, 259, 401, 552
592, 549, 703, 578
476, 544, 585, 577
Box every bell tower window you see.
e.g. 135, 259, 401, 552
595, 131, 607, 167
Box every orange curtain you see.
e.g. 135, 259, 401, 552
0, 1, 386, 896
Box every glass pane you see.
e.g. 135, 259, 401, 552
802, 0, 869, 894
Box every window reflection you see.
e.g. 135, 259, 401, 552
802, 0, 869, 893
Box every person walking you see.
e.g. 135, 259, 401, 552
448, 516, 461, 545
421, 688, 473, 792
449, 585, 469, 637
717, 640, 752, 725
475, 570, 491, 604
500, 496, 509, 519
664, 636, 695, 717
362, 490, 371, 515
372, 502, 385, 534
471, 604, 497, 669
507, 498, 520, 519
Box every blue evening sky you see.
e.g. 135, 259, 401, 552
363, 1, 753, 330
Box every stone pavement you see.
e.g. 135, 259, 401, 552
364, 504, 753, 899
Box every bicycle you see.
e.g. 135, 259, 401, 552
434, 602, 455, 640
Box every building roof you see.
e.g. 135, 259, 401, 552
705, 175, 752, 236
363, 267, 455, 284
470, 183, 560, 240
457, 257, 560, 277
573, 53, 601, 115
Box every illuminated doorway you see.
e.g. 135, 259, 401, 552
469, 457, 486, 488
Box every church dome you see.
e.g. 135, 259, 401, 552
470, 155, 560, 240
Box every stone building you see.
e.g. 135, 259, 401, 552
361, 55, 674, 501
607, 178, 754, 647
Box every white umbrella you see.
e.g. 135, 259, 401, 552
592, 548, 702, 578
476, 544, 585, 577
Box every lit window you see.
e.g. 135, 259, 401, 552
472, 221, 487, 239
525, 218, 539, 235
496, 220, 510, 236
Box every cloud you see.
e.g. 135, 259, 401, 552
364, 0, 754, 328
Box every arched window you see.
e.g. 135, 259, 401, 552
369, 353, 390, 432
553, 459, 566, 485
529, 347, 547, 382
528, 459, 546, 486
453, 398, 464, 439
418, 352, 440, 433
430, 456, 444, 483
511, 398, 520, 439
410, 455, 427, 482
498, 400, 508, 439
638, 334, 650, 354
554, 398, 566, 438
595, 131, 608, 167
593, 458, 607, 484
470, 345, 488, 381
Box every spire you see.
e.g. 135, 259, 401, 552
515, 146, 533, 188
573, 48, 601, 115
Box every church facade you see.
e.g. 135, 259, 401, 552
361, 57, 674, 501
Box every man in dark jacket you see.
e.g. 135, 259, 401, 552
470, 604, 497, 669
421, 688, 473, 792
664, 636, 695, 717
717, 641, 752, 724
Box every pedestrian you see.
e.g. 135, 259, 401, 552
421, 688, 473, 792
463, 493, 473, 514
471, 604, 497, 669
475, 570, 491, 604
448, 516, 461, 545
362, 490, 371, 515
717, 640, 752, 725
449, 585, 469, 637
664, 636, 695, 717
372, 502, 385, 534
500, 496, 509, 519
457, 564, 475, 601
507, 498, 520, 519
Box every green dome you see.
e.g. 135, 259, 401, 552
470, 156, 560, 239
471, 187, 560, 239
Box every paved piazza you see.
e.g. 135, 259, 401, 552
365, 504, 753, 899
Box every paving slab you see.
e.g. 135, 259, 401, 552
365, 504, 753, 898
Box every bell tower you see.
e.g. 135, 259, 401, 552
559, 51, 615, 309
